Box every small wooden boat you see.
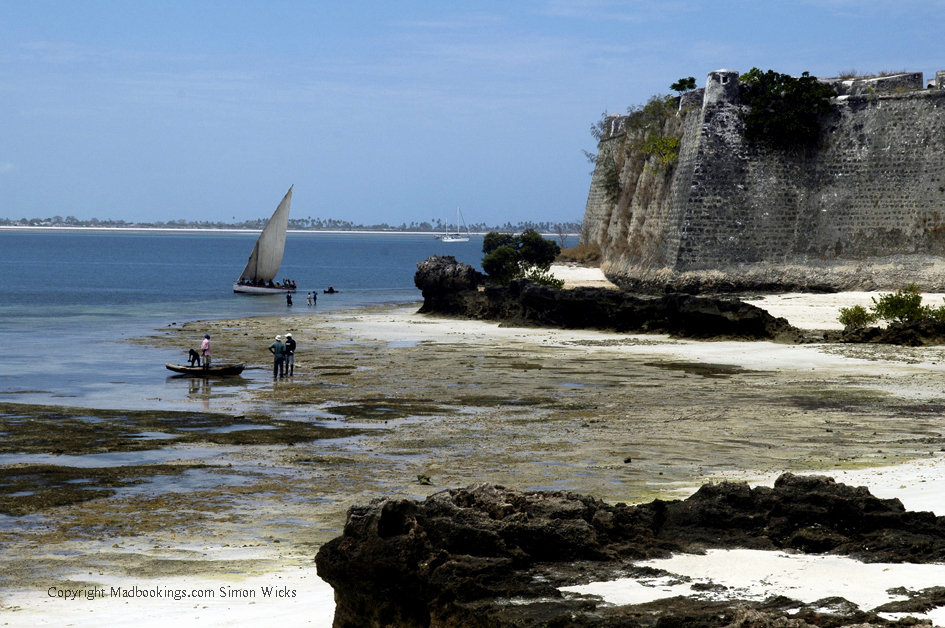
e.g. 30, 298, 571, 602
165, 363, 245, 376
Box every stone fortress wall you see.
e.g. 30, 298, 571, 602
584, 68, 945, 292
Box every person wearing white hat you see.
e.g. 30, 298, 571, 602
284, 333, 296, 376
268, 335, 287, 378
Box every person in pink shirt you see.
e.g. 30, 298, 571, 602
201, 334, 211, 369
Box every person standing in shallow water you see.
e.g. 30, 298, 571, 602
286, 293, 292, 306
269, 335, 286, 378
201, 334, 211, 369
284, 333, 296, 376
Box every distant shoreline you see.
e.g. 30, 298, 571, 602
0, 225, 576, 237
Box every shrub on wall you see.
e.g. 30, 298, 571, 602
671, 77, 696, 94
739, 68, 836, 151
642, 136, 681, 171
557, 242, 601, 264
587, 94, 683, 204
599, 152, 622, 203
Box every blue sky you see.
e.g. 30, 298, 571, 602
1, 1, 942, 225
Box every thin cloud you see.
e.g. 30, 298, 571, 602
799, 0, 945, 14
0, 163, 15, 173
18, 41, 90, 64
16, 40, 211, 69
394, 14, 504, 30
540, 0, 693, 22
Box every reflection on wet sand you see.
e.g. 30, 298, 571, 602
187, 376, 212, 409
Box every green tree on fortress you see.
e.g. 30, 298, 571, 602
739, 68, 837, 151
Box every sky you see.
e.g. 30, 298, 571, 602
0, 1, 943, 226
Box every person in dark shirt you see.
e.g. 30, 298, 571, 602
284, 333, 297, 376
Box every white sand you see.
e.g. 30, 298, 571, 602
549, 264, 616, 288
563, 549, 945, 623
563, 456, 945, 623
747, 291, 945, 330
1, 552, 334, 628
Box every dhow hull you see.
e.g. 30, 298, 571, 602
233, 283, 296, 294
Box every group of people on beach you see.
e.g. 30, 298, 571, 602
284, 287, 341, 307
268, 333, 297, 378
299, 287, 337, 306
192, 332, 297, 378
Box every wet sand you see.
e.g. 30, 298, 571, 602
5, 273, 945, 625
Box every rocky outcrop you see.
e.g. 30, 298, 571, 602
415, 256, 801, 341
414, 255, 485, 314
315, 475, 945, 627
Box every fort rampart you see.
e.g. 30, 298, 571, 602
584, 69, 945, 292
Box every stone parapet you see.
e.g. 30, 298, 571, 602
824, 72, 925, 97
678, 87, 705, 110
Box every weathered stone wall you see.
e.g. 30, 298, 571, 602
587, 102, 693, 273
585, 70, 945, 292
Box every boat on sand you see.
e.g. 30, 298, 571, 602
165, 363, 245, 376
234, 186, 297, 294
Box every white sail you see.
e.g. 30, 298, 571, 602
239, 186, 293, 282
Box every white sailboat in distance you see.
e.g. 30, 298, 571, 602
435, 207, 470, 242
233, 186, 298, 294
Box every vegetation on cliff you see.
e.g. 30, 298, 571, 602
587, 93, 682, 204
739, 67, 837, 151
556, 242, 601, 264
670, 76, 697, 94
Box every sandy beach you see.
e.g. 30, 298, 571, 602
5, 267, 945, 626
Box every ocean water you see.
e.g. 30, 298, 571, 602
0, 230, 484, 409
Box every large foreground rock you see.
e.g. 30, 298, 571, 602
316, 475, 945, 627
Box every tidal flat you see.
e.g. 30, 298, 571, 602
4, 299, 945, 622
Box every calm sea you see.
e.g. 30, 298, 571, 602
0, 230, 484, 409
